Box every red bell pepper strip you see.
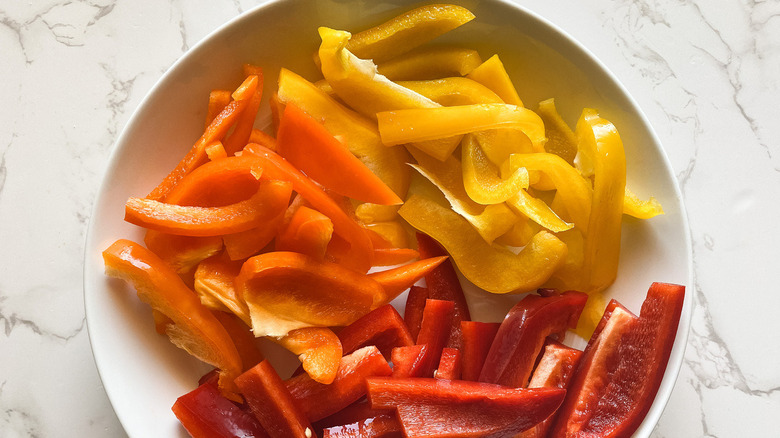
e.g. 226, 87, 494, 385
313, 399, 396, 437
286, 346, 392, 422
338, 304, 415, 360
416, 233, 471, 349
459, 321, 500, 381
103, 239, 243, 400
403, 285, 428, 340
322, 413, 402, 438
549, 282, 685, 438
520, 340, 583, 438
172, 380, 269, 438
147, 75, 258, 202
367, 377, 566, 438
125, 179, 293, 237
368, 256, 448, 306
390, 344, 431, 378
277, 103, 403, 205
416, 299, 455, 377
243, 143, 374, 272
235, 360, 315, 438
435, 347, 461, 380
479, 290, 588, 388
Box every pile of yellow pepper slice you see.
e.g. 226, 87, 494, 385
277, 4, 664, 334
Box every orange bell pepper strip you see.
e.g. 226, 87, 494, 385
222, 214, 283, 260
242, 143, 374, 272
143, 230, 223, 274
272, 327, 343, 384
248, 128, 278, 151
147, 75, 258, 201
124, 178, 293, 237
275, 205, 334, 261
223, 67, 264, 155
102, 239, 243, 400
164, 154, 266, 207
193, 254, 251, 325
212, 311, 265, 372
235, 251, 386, 337
205, 90, 232, 128
369, 256, 448, 307
276, 103, 402, 205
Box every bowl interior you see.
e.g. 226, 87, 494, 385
84, 0, 692, 436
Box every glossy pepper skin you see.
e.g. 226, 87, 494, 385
337, 304, 415, 360
549, 282, 684, 438
479, 290, 588, 387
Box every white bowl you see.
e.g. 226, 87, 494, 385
84, 0, 692, 436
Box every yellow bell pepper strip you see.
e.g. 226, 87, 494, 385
377, 46, 483, 81
276, 68, 410, 199
365, 220, 409, 248
408, 149, 518, 244
318, 27, 439, 120
494, 215, 538, 248
537, 98, 578, 165
577, 108, 627, 292
399, 195, 568, 294
623, 187, 664, 219
466, 54, 524, 107
355, 203, 400, 224
508, 153, 593, 230
272, 327, 343, 384
124, 179, 293, 237
147, 75, 258, 202
400, 77, 503, 106
345, 4, 475, 64
235, 251, 386, 337
377, 103, 546, 150
103, 239, 243, 400
506, 188, 573, 233
193, 254, 251, 326
461, 133, 530, 205
242, 143, 374, 273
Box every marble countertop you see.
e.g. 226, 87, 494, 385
2, 0, 778, 436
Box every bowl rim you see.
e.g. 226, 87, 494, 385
84, 0, 694, 436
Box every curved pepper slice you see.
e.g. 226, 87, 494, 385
194, 255, 251, 325
345, 4, 475, 64
124, 179, 293, 237
378, 47, 483, 81
276, 205, 334, 261
508, 152, 593, 230
577, 108, 627, 292
399, 77, 503, 106
478, 291, 588, 387
536, 98, 578, 164
623, 186, 664, 219
466, 54, 524, 107
276, 103, 402, 205
377, 103, 546, 149
399, 194, 567, 294
338, 304, 415, 360
144, 230, 223, 274
164, 154, 266, 207
461, 133, 529, 205
273, 327, 343, 385
368, 256, 448, 307
507, 188, 573, 233
235, 251, 386, 337
103, 239, 243, 400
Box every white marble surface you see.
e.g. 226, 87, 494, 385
2, 0, 779, 437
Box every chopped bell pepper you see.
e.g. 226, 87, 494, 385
223, 68, 264, 156
125, 179, 293, 237
550, 283, 684, 438
235, 360, 314, 438
103, 239, 243, 400
275, 205, 334, 261
461, 133, 530, 205
399, 194, 568, 294
479, 291, 588, 387
368, 256, 448, 306
415, 299, 455, 377
399, 76, 503, 106
466, 54, 524, 107
506, 187, 573, 233
235, 251, 386, 337
366, 378, 565, 438
172, 379, 269, 438
314, 399, 395, 437
322, 413, 401, 438
403, 285, 428, 341
390, 344, 431, 378
143, 230, 223, 274
459, 321, 501, 382
276, 68, 410, 199
337, 304, 414, 360
623, 186, 664, 219
435, 347, 462, 380
272, 327, 342, 385
378, 47, 483, 81
276, 103, 402, 205
287, 346, 393, 422
193, 254, 251, 325
536, 98, 578, 164
205, 90, 232, 129
416, 233, 471, 349
377, 103, 546, 150
345, 4, 475, 64
222, 214, 284, 261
